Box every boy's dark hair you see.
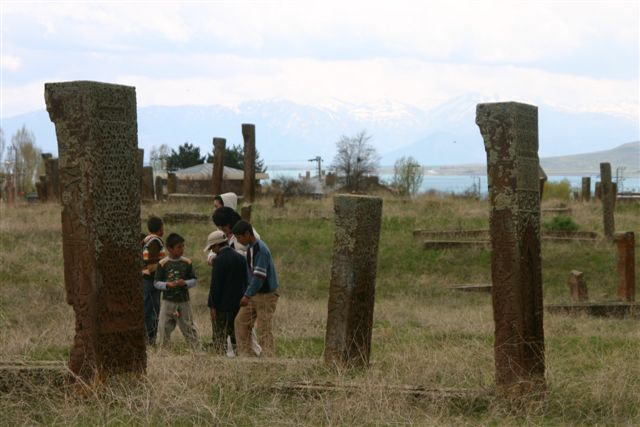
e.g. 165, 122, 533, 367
147, 216, 163, 233
212, 206, 242, 228
166, 233, 185, 248
213, 195, 224, 206
232, 220, 254, 236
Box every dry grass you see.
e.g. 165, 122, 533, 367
0, 195, 639, 425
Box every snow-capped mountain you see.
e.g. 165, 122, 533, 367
1, 95, 637, 167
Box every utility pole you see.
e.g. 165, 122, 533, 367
308, 156, 322, 179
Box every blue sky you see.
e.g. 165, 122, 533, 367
1, 0, 638, 122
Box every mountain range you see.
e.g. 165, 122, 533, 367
1, 94, 637, 169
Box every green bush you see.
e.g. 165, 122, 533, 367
544, 215, 579, 232
543, 179, 572, 200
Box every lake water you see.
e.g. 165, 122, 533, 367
268, 169, 640, 196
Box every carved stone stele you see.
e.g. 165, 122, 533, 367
476, 102, 545, 396
325, 195, 382, 368
45, 81, 146, 382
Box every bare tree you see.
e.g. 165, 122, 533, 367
149, 144, 171, 172
11, 125, 41, 193
331, 130, 379, 192
392, 156, 423, 197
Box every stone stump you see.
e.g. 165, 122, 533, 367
595, 182, 601, 200
614, 231, 635, 302
167, 172, 177, 194
600, 163, 615, 239
241, 205, 252, 222
45, 80, 146, 383
476, 102, 545, 396
242, 124, 256, 203
581, 177, 591, 202
325, 195, 382, 368
567, 270, 588, 302
212, 137, 226, 195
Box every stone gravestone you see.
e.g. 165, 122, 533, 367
154, 175, 164, 201
614, 232, 635, 302
167, 172, 177, 195
45, 157, 60, 202
325, 195, 382, 368
141, 166, 155, 201
476, 102, 545, 396
581, 177, 591, 202
138, 149, 144, 197
242, 124, 256, 203
567, 270, 588, 302
45, 81, 146, 383
212, 137, 226, 195
240, 205, 252, 222
40, 153, 52, 202
538, 165, 547, 200
600, 163, 615, 239
595, 182, 601, 200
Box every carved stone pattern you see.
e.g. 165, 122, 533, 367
325, 195, 382, 368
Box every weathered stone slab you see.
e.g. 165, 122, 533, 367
423, 240, 490, 250
449, 284, 493, 293
325, 195, 382, 368
581, 177, 591, 202
476, 101, 545, 396
413, 228, 489, 239
167, 193, 216, 203
567, 270, 588, 302
615, 231, 635, 302
45, 157, 60, 202
163, 212, 210, 224
212, 137, 225, 196
45, 80, 146, 383
242, 124, 256, 203
546, 302, 640, 318
600, 163, 615, 239
0, 361, 67, 394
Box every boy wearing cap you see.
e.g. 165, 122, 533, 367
205, 230, 249, 355
232, 220, 280, 357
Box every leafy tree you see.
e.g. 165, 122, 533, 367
331, 130, 379, 192
10, 125, 41, 193
166, 142, 205, 171
149, 143, 171, 172
206, 144, 267, 173
392, 156, 423, 197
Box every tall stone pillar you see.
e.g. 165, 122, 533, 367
476, 102, 545, 396
240, 205, 252, 222
600, 163, 615, 239
212, 137, 226, 195
167, 173, 177, 194
325, 195, 382, 368
581, 177, 591, 202
538, 166, 547, 200
40, 153, 53, 202
614, 232, 635, 302
45, 81, 146, 383
242, 124, 256, 203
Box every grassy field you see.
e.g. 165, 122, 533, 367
0, 193, 638, 425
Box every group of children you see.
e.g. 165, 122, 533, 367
141, 193, 280, 357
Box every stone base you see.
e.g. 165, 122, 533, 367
546, 302, 640, 318
449, 284, 492, 293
